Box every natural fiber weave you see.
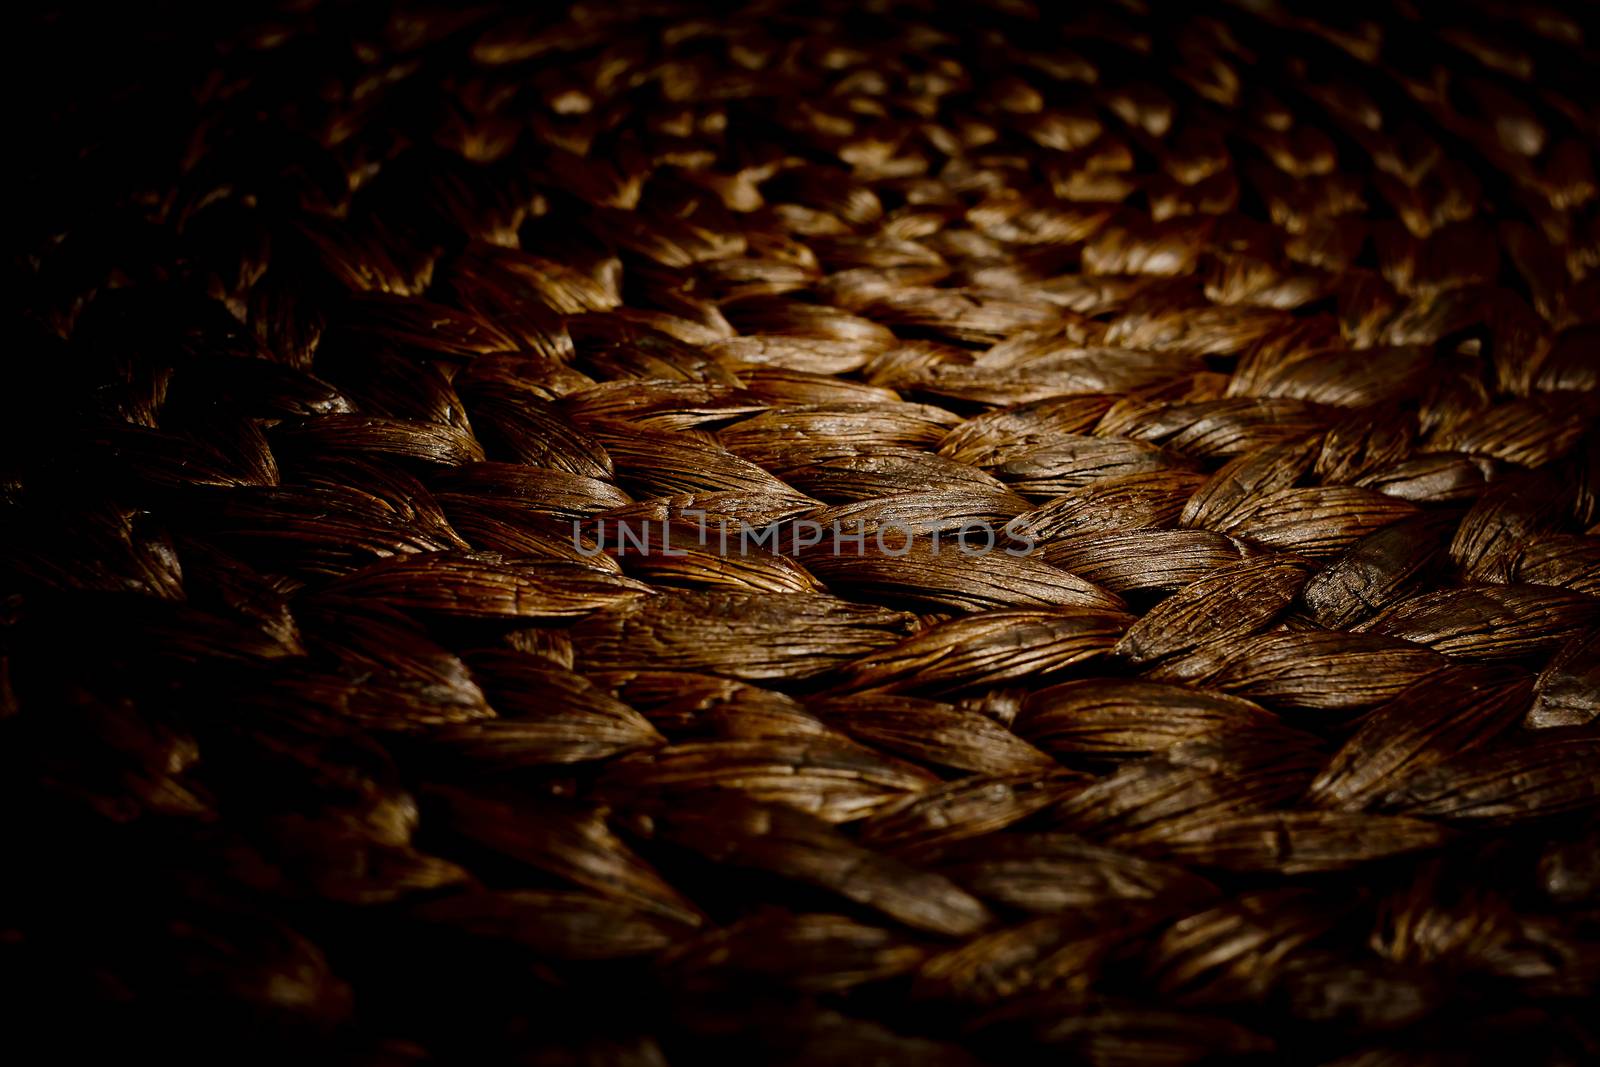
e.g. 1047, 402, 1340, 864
8, 1, 1600, 1063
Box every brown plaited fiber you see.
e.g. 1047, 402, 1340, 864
7, 1, 1600, 1064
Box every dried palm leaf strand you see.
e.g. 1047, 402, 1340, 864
1018, 679, 1279, 759
599, 737, 938, 823
1528, 629, 1600, 729
1040, 530, 1257, 594
1116, 557, 1311, 665
612, 795, 994, 938
1153, 631, 1450, 710
829, 608, 1132, 694
320, 552, 652, 620
1307, 666, 1533, 810
1357, 585, 1600, 661
798, 539, 1125, 615
856, 771, 1090, 856
1375, 738, 1600, 824
658, 912, 927, 994
808, 693, 1056, 776
575, 589, 915, 682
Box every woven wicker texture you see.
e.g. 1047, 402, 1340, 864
8, 1, 1600, 1064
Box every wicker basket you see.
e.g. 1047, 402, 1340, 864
7, 2, 1599, 1063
